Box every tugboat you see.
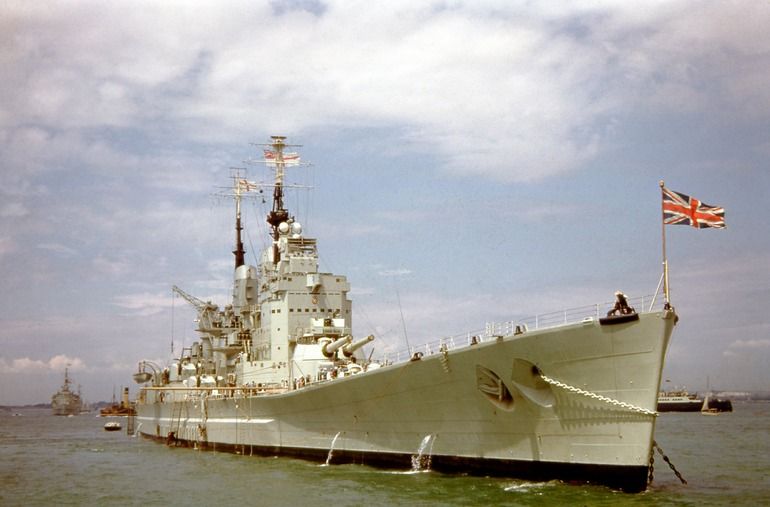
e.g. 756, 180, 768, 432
100, 387, 136, 417
51, 367, 83, 416
132, 136, 678, 492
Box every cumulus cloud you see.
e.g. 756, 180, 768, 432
38, 242, 77, 256
0, 354, 86, 373
378, 268, 413, 277
112, 292, 173, 316
1, 202, 28, 218
727, 339, 770, 349
4, 2, 769, 182
93, 256, 133, 278
723, 335, 770, 358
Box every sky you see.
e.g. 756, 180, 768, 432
1, 0, 769, 405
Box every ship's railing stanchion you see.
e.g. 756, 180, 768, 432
381, 294, 662, 368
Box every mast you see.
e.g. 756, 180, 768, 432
233, 176, 246, 268
263, 135, 301, 264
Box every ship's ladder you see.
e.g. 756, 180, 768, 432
169, 399, 184, 445
196, 396, 208, 449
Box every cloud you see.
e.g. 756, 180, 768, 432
1, 202, 28, 218
723, 334, 770, 358
0, 237, 15, 258
378, 268, 413, 277
727, 339, 770, 349
349, 287, 376, 296
38, 242, 77, 256
5, 2, 769, 183
93, 256, 133, 278
518, 203, 581, 223
0, 354, 86, 373
112, 292, 173, 316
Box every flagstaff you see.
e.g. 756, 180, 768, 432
660, 180, 670, 306
658, 181, 726, 308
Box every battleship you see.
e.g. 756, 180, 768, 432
51, 367, 83, 416
133, 136, 678, 492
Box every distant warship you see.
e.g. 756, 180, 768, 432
51, 367, 83, 416
133, 136, 677, 492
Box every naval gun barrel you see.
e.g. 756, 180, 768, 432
343, 334, 375, 357
321, 336, 352, 358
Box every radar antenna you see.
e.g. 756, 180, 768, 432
255, 135, 303, 264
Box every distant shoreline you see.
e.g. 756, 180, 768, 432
1, 401, 119, 410
4, 393, 770, 410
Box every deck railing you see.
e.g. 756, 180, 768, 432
378, 294, 665, 365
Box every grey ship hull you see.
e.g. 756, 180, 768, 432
51, 398, 81, 416
137, 309, 675, 492
51, 368, 82, 416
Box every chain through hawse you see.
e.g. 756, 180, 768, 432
539, 374, 659, 417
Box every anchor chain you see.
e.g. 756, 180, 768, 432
653, 440, 687, 485
539, 374, 658, 416
648, 448, 655, 485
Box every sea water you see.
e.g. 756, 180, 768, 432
1, 402, 769, 506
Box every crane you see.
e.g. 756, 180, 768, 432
172, 285, 223, 333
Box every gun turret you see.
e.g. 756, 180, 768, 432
342, 334, 375, 357
321, 336, 352, 358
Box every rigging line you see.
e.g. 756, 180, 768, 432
351, 299, 382, 341
294, 182, 301, 222
395, 285, 410, 352
248, 193, 270, 252
315, 248, 384, 344
304, 166, 315, 232
317, 250, 389, 345
245, 226, 259, 266
171, 289, 175, 356
316, 253, 378, 337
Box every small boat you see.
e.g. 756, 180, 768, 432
104, 421, 122, 431
701, 394, 732, 415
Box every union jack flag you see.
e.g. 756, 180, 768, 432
263, 149, 300, 166
662, 187, 725, 229
238, 179, 259, 192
